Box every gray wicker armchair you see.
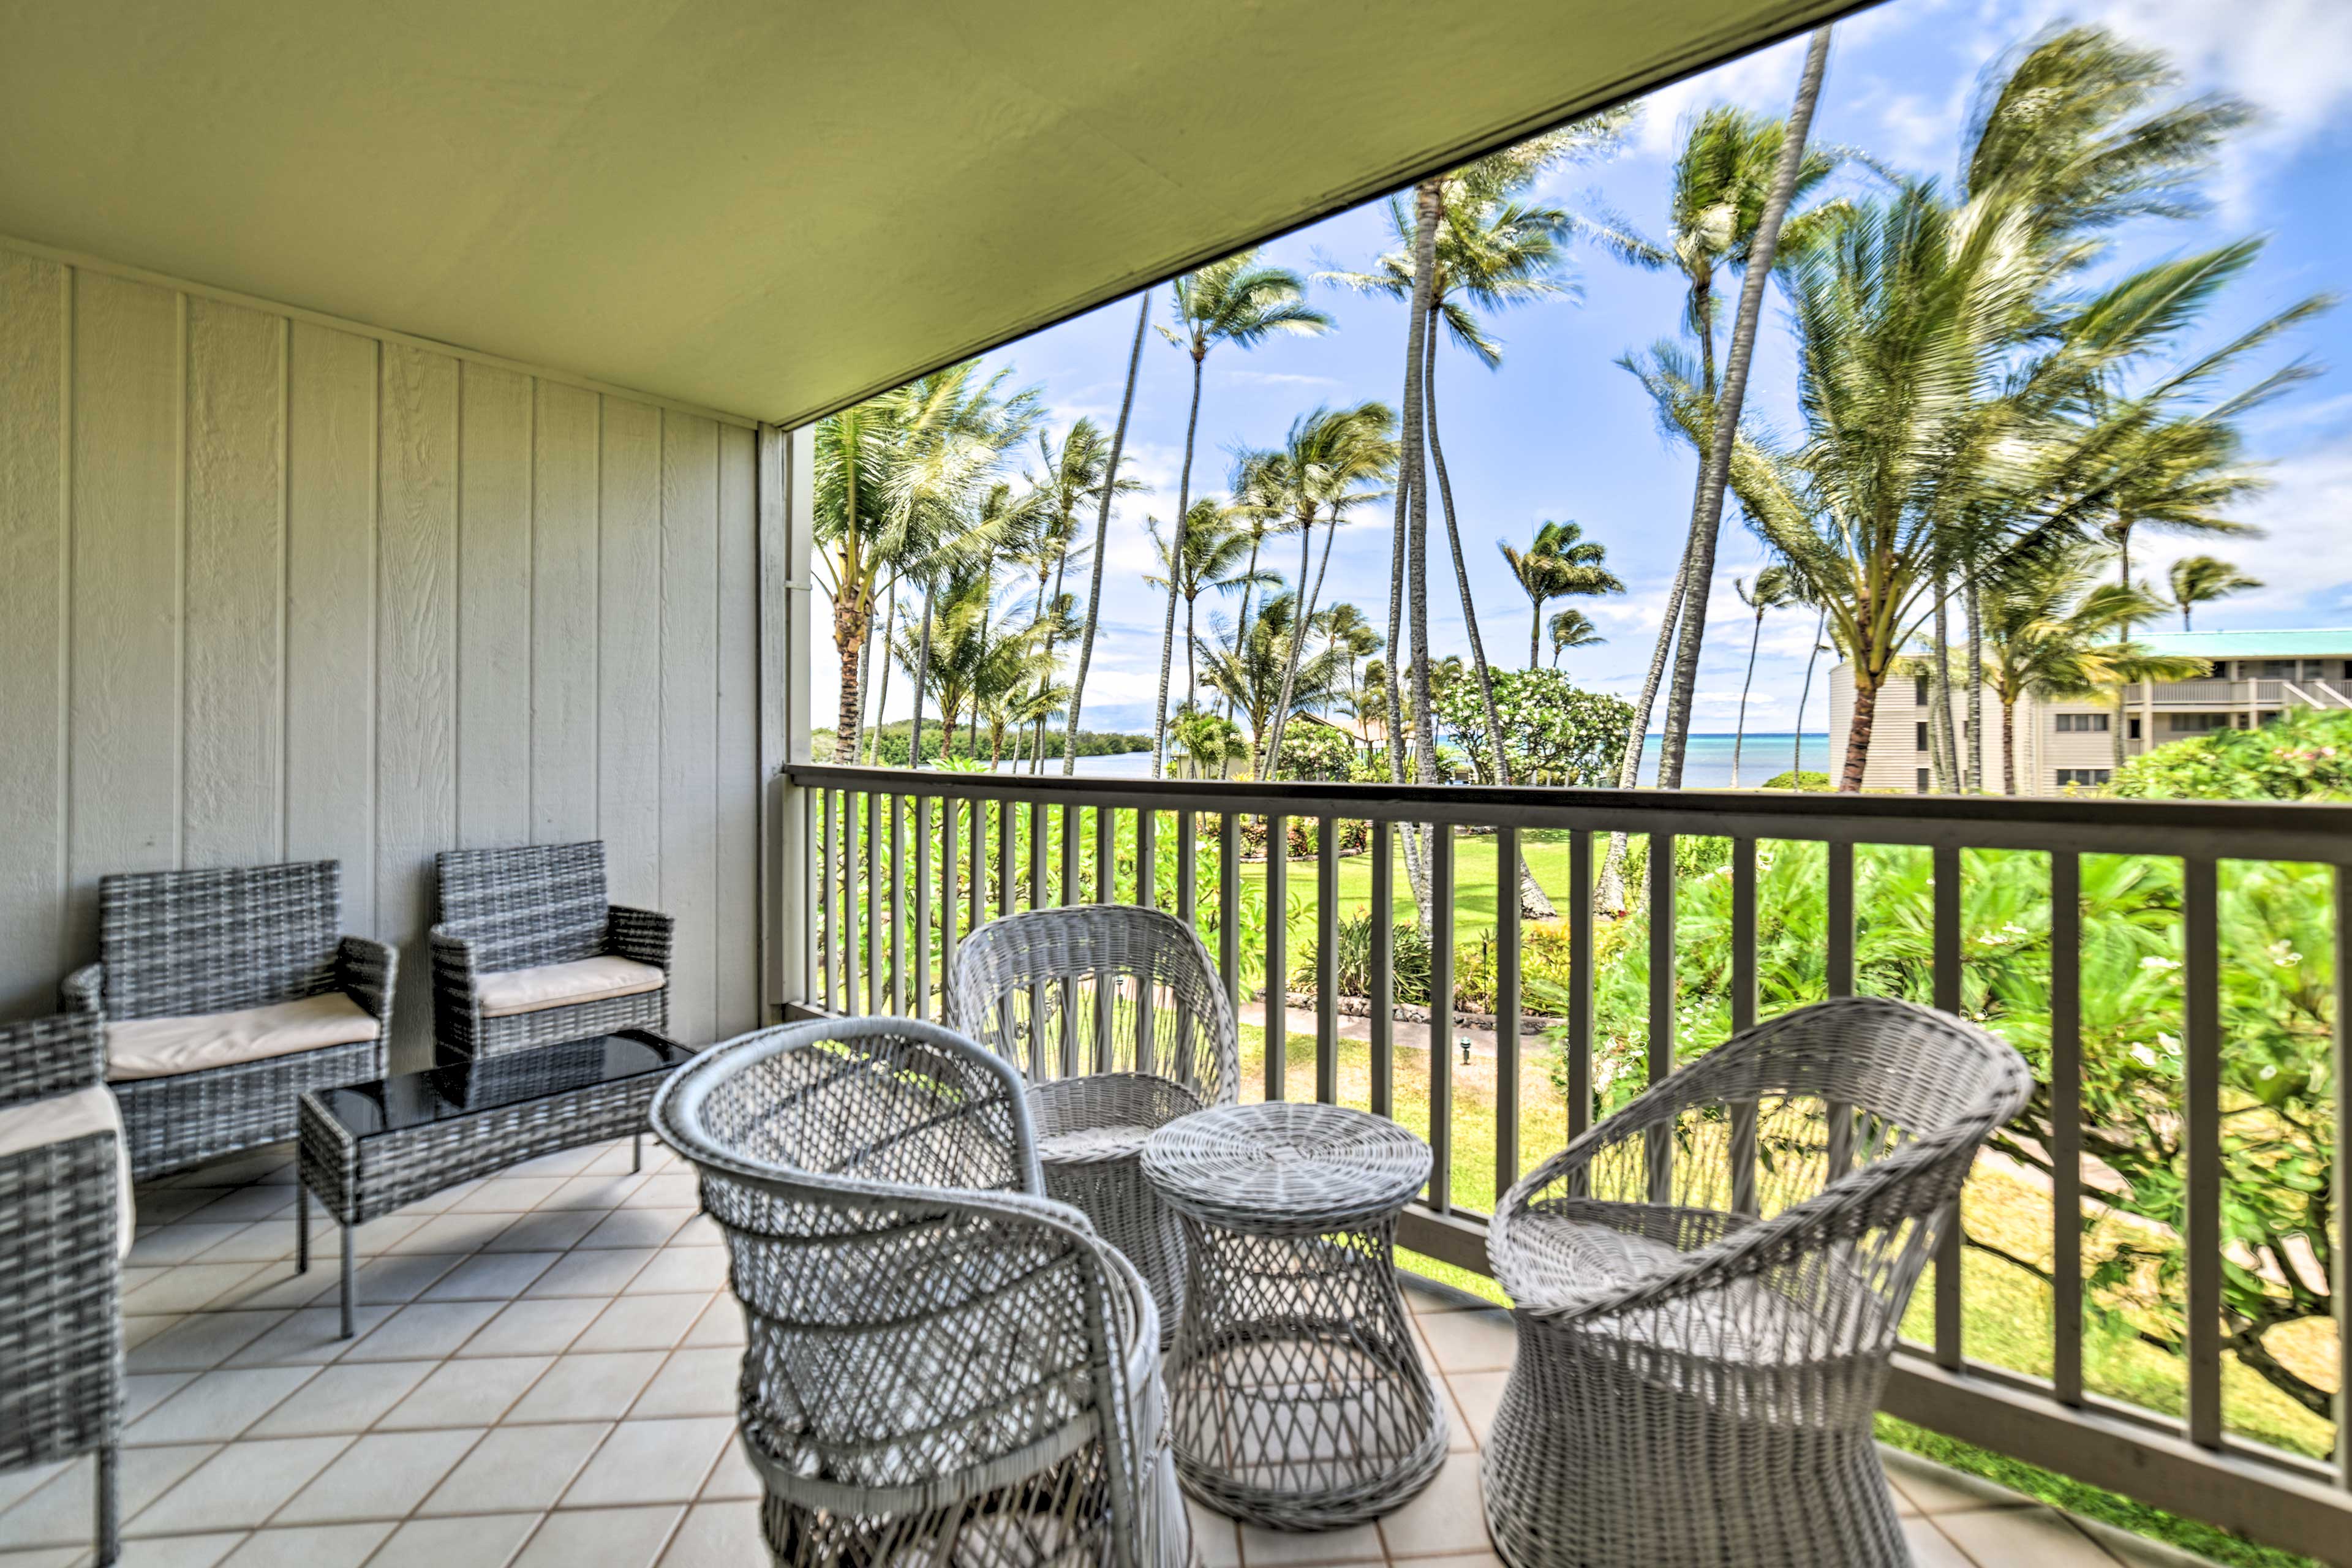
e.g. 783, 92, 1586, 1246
652, 1016, 1189, 1568
0, 1012, 128, 1566
62, 861, 393, 1180
430, 842, 671, 1062
1482, 997, 2031, 1568
947, 905, 1238, 1342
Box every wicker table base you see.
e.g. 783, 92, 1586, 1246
296, 1030, 690, 1336
1145, 1102, 1446, 1531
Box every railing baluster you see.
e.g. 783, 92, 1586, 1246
969, 793, 986, 933
2334, 861, 2351, 1491
1730, 834, 1758, 1216
1265, 815, 1287, 1101
1028, 800, 1046, 910
1647, 832, 1676, 1204
1218, 810, 1241, 1020
2051, 850, 2083, 1406
1096, 805, 1115, 903
2184, 853, 2223, 1448
801, 785, 817, 1005
1428, 823, 1454, 1212
888, 791, 905, 1016
867, 790, 883, 1016
940, 793, 960, 998
1826, 839, 1854, 998
1177, 811, 1198, 932
1316, 818, 1338, 1105
1496, 825, 1521, 1198
997, 797, 1015, 917
913, 796, 933, 1021
1933, 841, 1963, 1373
820, 789, 837, 1012
856, 799, 875, 1020
1060, 803, 1080, 905
1136, 808, 1156, 910
1567, 827, 1593, 1147
1371, 820, 1393, 1121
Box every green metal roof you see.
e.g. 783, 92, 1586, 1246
0, 0, 1855, 426
2135, 630, 2352, 658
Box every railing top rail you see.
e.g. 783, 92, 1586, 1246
785, 763, 2352, 862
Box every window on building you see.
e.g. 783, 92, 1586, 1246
1915, 721, 1928, 752
2259, 660, 2297, 679
2054, 769, 2111, 788
2128, 717, 2141, 740
2054, 713, 2110, 733
2342, 660, 2351, 681
2168, 712, 2231, 733
1916, 768, 1930, 793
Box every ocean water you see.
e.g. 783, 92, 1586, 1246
1061, 733, 1831, 786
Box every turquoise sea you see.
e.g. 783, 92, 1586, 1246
1065, 733, 1831, 786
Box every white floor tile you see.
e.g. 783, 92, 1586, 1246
124, 1367, 317, 1446
1375, 1452, 1490, 1558
654, 1501, 760, 1568
508, 1506, 680, 1568
362, 1513, 540, 1568
0, 1447, 217, 1549
271, 1428, 482, 1525
127, 1436, 350, 1536
506, 1354, 667, 1425
560, 1420, 734, 1508
246, 1360, 437, 1438
418, 1423, 611, 1517
377, 1357, 552, 1430
215, 1521, 393, 1568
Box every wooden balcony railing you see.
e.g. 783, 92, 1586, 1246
778, 763, 2352, 1561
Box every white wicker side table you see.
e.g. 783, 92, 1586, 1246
1143, 1101, 1446, 1531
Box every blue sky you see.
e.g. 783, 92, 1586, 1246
827, 0, 2352, 738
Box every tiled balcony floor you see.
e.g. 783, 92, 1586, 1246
0, 1138, 2221, 1568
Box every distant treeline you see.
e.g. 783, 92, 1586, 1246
814, 723, 1150, 767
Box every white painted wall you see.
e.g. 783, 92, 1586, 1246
0, 244, 766, 1063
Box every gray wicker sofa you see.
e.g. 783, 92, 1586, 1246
429, 842, 671, 1063
62, 861, 394, 1182
0, 1011, 126, 1566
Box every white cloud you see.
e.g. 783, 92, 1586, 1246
2136, 443, 2352, 626
1222, 370, 1342, 390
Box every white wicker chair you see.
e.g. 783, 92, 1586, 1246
947, 905, 1238, 1343
651, 1016, 1190, 1568
1482, 997, 2031, 1568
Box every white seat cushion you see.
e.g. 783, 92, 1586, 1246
107, 991, 380, 1082
0, 1085, 135, 1258
476, 955, 665, 1018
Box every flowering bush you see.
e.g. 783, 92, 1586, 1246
2106, 707, 2352, 801
1430, 670, 1637, 785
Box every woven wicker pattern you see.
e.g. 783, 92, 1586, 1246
0, 1012, 121, 1566
62, 861, 393, 1180
1481, 997, 2032, 1568
948, 905, 1239, 1342
431, 843, 673, 1061
1144, 1102, 1444, 1531
652, 1017, 1191, 1568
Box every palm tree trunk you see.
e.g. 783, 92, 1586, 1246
1597, 535, 1696, 911
1795, 605, 1826, 780
1261, 513, 1319, 777
1063, 293, 1152, 774
869, 582, 895, 764
1732, 606, 1765, 788
1183, 591, 1200, 778
1657, 23, 1833, 790
908, 587, 935, 767
854, 611, 875, 763
2001, 693, 2018, 796
1387, 178, 1442, 925
1155, 350, 1207, 778
1964, 574, 1984, 793
1841, 667, 1880, 793
1227, 525, 1264, 729
834, 595, 867, 760
1423, 322, 1554, 919
2112, 517, 2135, 771
1530, 600, 1544, 670
1929, 584, 1956, 792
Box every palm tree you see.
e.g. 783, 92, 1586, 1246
1171, 707, 1248, 782
1655, 28, 1836, 792
813, 364, 1041, 753
1246, 404, 1398, 774
1063, 294, 1153, 774
1981, 548, 2199, 793
1016, 420, 1140, 771
1196, 590, 1341, 766
2168, 554, 2260, 630
1499, 521, 1623, 668
1150, 499, 1272, 771
1548, 608, 1604, 669
1313, 602, 1382, 729
1730, 566, 1797, 786
1153, 252, 1332, 776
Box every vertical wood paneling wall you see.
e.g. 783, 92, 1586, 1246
0, 245, 765, 1062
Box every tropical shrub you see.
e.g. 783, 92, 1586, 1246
1292, 910, 1433, 1005
2106, 708, 2352, 801
1762, 769, 1833, 791
1273, 723, 1359, 782
1431, 669, 1637, 785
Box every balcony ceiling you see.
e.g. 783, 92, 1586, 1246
0, 0, 1852, 426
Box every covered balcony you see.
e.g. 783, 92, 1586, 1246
1, 2, 2346, 1566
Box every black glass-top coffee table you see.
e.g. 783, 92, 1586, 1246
295, 1029, 693, 1335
